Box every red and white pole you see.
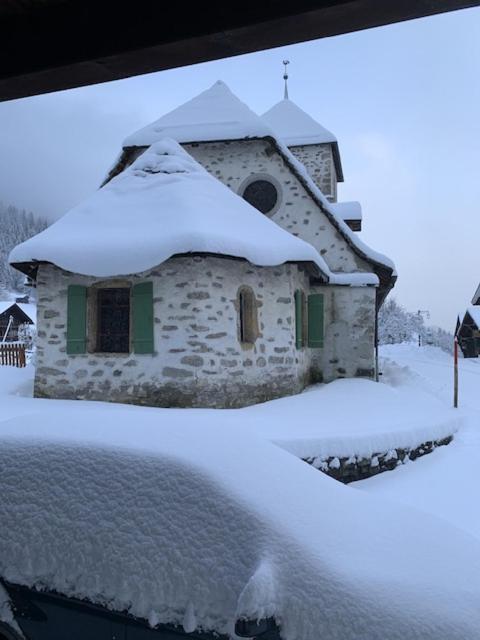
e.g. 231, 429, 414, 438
454, 337, 459, 409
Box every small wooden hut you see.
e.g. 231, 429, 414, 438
456, 307, 480, 358
0, 302, 34, 342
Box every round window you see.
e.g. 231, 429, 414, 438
242, 179, 278, 215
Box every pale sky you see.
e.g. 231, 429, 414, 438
1, 7, 479, 331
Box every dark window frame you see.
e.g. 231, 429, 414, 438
240, 176, 280, 216
87, 282, 132, 355
237, 286, 258, 346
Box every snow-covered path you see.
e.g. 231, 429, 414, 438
357, 344, 480, 540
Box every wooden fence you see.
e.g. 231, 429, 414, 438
0, 342, 26, 367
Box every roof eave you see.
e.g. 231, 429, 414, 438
10, 255, 330, 283
331, 141, 344, 182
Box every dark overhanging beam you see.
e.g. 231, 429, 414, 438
0, 0, 478, 102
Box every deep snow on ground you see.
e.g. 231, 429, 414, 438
355, 344, 480, 541
0, 357, 459, 462
2, 369, 480, 639
1, 344, 479, 639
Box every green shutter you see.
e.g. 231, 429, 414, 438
67, 285, 87, 354
133, 281, 154, 354
308, 293, 324, 348
295, 290, 303, 349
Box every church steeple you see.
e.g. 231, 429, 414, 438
283, 60, 290, 100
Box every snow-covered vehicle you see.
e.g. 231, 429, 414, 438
1, 413, 480, 640
0, 579, 278, 640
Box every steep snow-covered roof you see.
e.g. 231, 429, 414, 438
1, 414, 480, 639
9, 140, 331, 279
115, 82, 392, 282
261, 98, 337, 146
330, 201, 362, 222
271, 137, 395, 275
123, 81, 272, 148
0, 301, 35, 323
466, 306, 480, 327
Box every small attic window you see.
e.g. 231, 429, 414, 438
241, 178, 279, 216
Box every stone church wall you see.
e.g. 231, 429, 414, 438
288, 143, 337, 202
184, 140, 369, 274
309, 285, 376, 383
34, 257, 312, 408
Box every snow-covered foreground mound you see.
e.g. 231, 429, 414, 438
244, 376, 459, 459
1, 414, 480, 640
358, 344, 480, 541
0, 362, 458, 463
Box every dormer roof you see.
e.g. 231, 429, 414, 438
261, 99, 344, 181
123, 81, 272, 148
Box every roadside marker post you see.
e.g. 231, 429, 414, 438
454, 337, 459, 409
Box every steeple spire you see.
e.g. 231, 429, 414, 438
283, 60, 290, 100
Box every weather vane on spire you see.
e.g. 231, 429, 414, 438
283, 60, 290, 100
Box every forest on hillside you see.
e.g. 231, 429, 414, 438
0, 201, 48, 296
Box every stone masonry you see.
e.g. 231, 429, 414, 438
288, 143, 337, 202
35, 256, 313, 408
182, 139, 369, 274
35, 253, 377, 407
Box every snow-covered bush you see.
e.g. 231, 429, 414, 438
379, 297, 453, 353
17, 323, 36, 351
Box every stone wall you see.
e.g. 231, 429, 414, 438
305, 436, 454, 483
35, 256, 313, 408
184, 140, 369, 274
288, 143, 337, 202
310, 285, 376, 382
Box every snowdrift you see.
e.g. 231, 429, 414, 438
1, 415, 480, 640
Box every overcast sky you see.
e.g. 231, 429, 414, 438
1, 7, 479, 331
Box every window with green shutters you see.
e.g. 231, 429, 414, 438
67, 285, 87, 354
307, 293, 324, 348
294, 290, 306, 349
66, 281, 154, 355
132, 281, 154, 354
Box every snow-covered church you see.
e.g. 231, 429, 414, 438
10, 80, 396, 408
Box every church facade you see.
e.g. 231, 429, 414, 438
10, 82, 396, 408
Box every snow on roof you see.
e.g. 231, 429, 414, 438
261, 99, 337, 147
1, 414, 479, 639
123, 81, 272, 148
9, 139, 330, 279
0, 301, 35, 323
330, 201, 363, 222
118, 81, 391, 279
0, 302, 16, 316
466, 306, 480, 327
272, 138, 396, 275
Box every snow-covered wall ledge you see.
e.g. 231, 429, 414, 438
305, 434, 455, 484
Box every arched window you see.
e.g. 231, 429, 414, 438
242, 179, 279, 215
238, 286, 258, 345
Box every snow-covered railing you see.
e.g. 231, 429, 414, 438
0, 342, 26, 367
